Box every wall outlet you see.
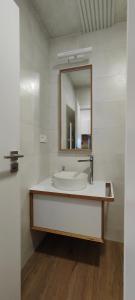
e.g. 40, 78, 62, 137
40, 134, 48, 143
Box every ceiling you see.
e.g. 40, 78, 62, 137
32, 0, 127, 38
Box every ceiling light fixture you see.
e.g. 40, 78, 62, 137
57, 47, 92, 59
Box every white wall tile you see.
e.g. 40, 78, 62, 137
49, 23, 126, 243
19, 0, 50, 267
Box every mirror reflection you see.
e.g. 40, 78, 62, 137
60, 66, 92, 151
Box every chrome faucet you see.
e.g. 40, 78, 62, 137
78, 154, 94, 184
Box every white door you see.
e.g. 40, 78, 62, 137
0, 0, 21, 299
125, 1, 135, 299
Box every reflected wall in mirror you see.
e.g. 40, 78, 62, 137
60, 65, 92, 152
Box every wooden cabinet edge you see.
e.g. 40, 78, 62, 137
30, 192, 33, 228
101, 202, 105, 241
31, 225, 104, 244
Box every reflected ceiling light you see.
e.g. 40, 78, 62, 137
20, 78, 40, 95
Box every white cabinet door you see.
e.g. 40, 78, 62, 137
0, 1, 20, 299
33, 195, 102, 240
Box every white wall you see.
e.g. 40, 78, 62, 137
124, 1, 135, 299
49, 23, 126, 242
76, 87, 90, 109
17, 0, 50, 267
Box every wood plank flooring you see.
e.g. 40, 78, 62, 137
22, 234, 123, 300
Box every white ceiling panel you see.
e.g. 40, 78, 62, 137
32, 0, 82, 37
77, 0, 127, 32
32, 0, 127, 38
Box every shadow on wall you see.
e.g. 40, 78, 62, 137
31, 230, 46, 249
0, 171, 12, 180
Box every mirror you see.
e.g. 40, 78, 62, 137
59, 65, 92, 152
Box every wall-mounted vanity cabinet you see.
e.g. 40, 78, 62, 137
59, 65, 92, 153
30, 180, 114, 243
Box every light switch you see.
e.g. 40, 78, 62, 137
40, 134, 48, 143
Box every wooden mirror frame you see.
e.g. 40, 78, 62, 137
59, 64, 93, 153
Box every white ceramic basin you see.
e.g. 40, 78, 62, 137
52, 171, 88, 191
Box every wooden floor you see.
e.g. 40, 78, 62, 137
22, 234, 123, 300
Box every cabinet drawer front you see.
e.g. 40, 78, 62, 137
33, 195, 102, 239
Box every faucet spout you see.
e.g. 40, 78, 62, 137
78, 154, 94, 184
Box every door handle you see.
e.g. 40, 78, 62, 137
4, 151, 24, 173
4, 151, 24, 160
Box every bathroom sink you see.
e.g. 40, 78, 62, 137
52, 171, 88, 191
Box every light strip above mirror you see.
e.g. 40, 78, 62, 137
57, 47, 92, 60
